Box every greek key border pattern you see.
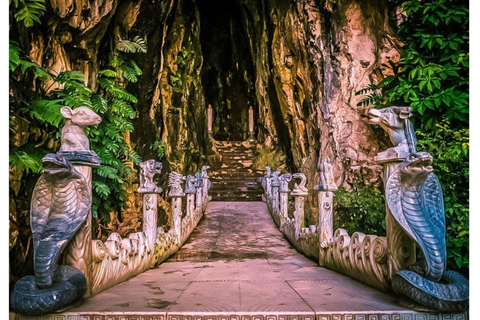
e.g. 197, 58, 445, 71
14, 313, 468, 320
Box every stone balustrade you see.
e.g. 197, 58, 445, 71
90, 165, 211, 296
261, 162, 389, 292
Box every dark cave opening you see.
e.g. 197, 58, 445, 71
197, 0, 257, 141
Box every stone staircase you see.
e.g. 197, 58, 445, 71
209, 140, 264, 201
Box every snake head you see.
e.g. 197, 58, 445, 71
400, 152, 434, 179
42, 153, 82, 180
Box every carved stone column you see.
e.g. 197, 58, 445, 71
292, 173, 308, 238
169, 172, 186, 244
185, 175, 197, 219
382, 160, 416, 277
366, 106, 417, 278
137, 159, 163, 252
264, 166, 272, 200
314, 158, 337, 267
271, 173, 280, 213
202, 166, 211, 205
195, 172, 203, 210
279, 173, 292, 229
59, 106, 102, 299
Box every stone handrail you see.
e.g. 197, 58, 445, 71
261, 163, 389, 292
89, 166, 211, 296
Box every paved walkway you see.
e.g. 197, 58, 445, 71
66, 202, 421, 318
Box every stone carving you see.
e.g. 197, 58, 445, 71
10, 154, 90, 315
386, 152, 469, 311
316, 158, 337, 191
138, 160, 163, 194
367, 106, 416, 162
323, 229, 390, 292
169, 171, 186, 197
279, 173, 292, 192
201, 166, 212, 202
291, 173, 308, 195
185, 175, 197, 194
59, 106, 102, 152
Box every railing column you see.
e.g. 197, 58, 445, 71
169, 172, 186, 244
185, 175, 196, 219
279, 173, 292, 229
314, 158, 337, 266
137, 159, 163, 253
195, 171, 203, 211
264, 166, 272, 200
271, 173, 280, 213
202, 166, 211, 205
292, 173, 308, 238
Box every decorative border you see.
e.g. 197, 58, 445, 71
14, 312, 468, 320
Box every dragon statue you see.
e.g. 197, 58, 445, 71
10, 154, 90, 314
168, 171, 186, 197
368, 106, 468, 311
138, 159, 163, 194
11, 106, 102, 315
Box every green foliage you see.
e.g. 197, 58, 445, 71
333, 186, 386, 236
151, 141, 167, 159
356, 0, 468, 131
10, 0, 46, 28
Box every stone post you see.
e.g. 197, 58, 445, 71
291, 173, 308, 238
59, 106, 102, 299
202, 166, 211, 205
279, 173, 292, 229
137, 159, 163, 251
264, 167, 272, 200
271, 173, 280, 214
366, 106, 417, 278
207, 104, 213, 135
314, 158, 337, 266
168, 172, 186, 244
195, 171, 203, 211
248, 106, 254, 139
381, 160, 416, 277
185, 175, 197, 219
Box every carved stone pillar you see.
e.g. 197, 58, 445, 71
279, 173, 292, 229
195, 172, 203, 210
382, 160, 416, 277
63, 163, 95, 298
169, 172, 186, 244
59, 106, 102, 299
137, 159, 163, 252
292, 173, 308, 238
314, 158, 337, 266
201, 166, 211, 204
185, 175, 197, 219
271, 175, 280, 213
264, 167, 272, 200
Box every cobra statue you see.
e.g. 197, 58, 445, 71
11, 106, 101, 315
386, 152, 468, 311
10, 154, 90, 314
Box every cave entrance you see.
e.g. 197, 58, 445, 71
198, 0, 257, 141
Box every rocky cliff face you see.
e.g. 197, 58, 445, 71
18, 0, 400, 188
